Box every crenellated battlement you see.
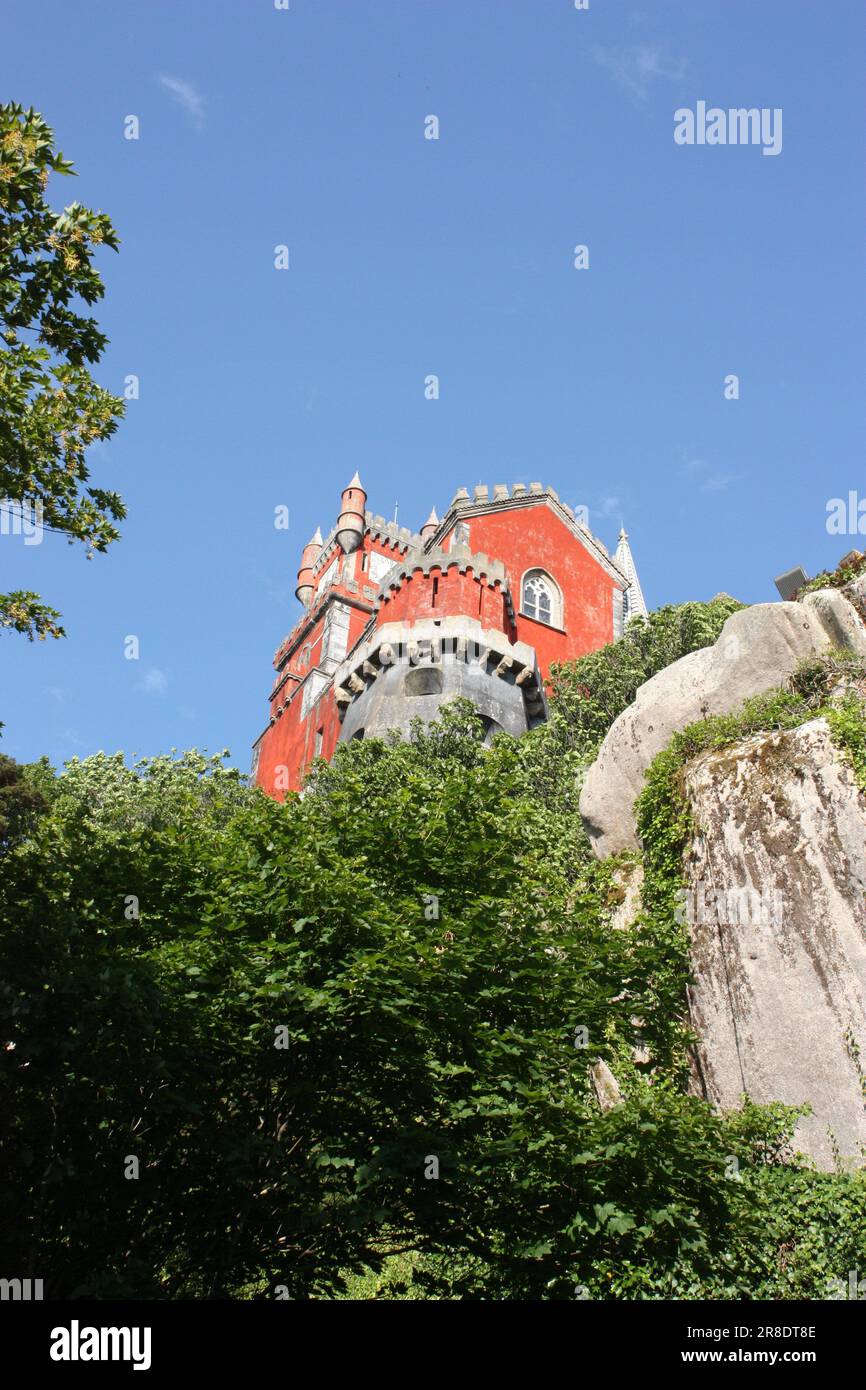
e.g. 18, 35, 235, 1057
310, 514, 420, 577
364, 513, 422, 550
431, 483, 624, 581
332, 616, 547, 744
447, 481, 581, 522
373, 546, 511, 603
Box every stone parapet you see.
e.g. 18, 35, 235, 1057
432, 485, 624, 585
332, 616, 546, 743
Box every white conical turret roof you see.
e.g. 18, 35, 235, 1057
614, 527, 648, 623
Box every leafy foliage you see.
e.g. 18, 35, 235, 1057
793, 551, 866, 599
0, 722, 637, 1296
0, 103, 124, 640
0, 752, 49, 849
0, 590, 65, 640
3, 698, 863, 1300
828, 695, 866, 793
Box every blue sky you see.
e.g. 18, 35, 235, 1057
2, 0, 865, 771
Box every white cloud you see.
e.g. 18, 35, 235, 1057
592, 44, 688, 102
681, 457, 738, 494
139, 668, 168, 696
158, 75, 205, 129
702, 474, 736, 494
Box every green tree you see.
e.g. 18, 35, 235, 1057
4, 714, 853, 1302
0, 753, 49, 849
0, 103, 124, 640
0, 721, 687, 1297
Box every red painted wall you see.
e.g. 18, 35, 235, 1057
454, 505, 616, 675
375, 565, 511, 634
254, 531, 413, 797
254, 684, 343, 801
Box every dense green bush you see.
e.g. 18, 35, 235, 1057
0, 755, 44, 850
2, 619, 865, 1299
0, 721, 659, 1298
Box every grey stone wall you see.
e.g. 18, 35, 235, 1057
333, 617, 545, 743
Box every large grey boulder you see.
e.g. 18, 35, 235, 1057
580, 591, 866, 858
683, 718, 866, 1169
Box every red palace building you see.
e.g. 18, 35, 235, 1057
252, 475, 646, 797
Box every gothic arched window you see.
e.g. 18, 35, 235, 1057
522, 570, 561, 627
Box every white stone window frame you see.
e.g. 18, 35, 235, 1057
368, 549, 397, 586
318, 556, 339, 595
301, 669, 329, 720
321, 601, 351, 666
520, 568, 563, 629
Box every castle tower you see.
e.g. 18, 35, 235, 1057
294, 527, 323, 608
420, 508, 439, 545
332, 547, 546, 745
329, 485, 631, 749
614, 527, 648, 624
335, 472, 367, 554
253, 477, 641, 798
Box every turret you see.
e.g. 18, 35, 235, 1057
336, 471, 366, 555
614, 526, 648, 623
295, 527, 323, 608
420, 507, 439, 544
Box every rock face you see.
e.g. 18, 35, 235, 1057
580, 591, 866, 858
682, 719, 866, 1168
608, 860, 644, 933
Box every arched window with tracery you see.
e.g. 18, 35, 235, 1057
521, 569, 561, 627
